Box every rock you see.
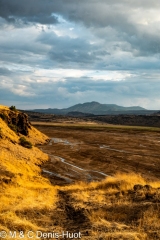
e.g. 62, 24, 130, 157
143, 184, 152, 191
133, 184, 144, 191
1, 177, 12, 184
2, 110, 31, 136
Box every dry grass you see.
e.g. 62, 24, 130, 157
0, 108, 59, 238
67, 174, 160, 239
0, 105, 9, 110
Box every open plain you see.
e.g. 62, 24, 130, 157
33, 122, 160, 184
29, 122, 160, 239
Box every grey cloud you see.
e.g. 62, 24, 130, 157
1, 23, 160, 73
61, 76, 160, 99
1, 72, 160, 109
1, 0, 160, 58
1, 0, 160, 109
0, 67, 11, 76
37, 30, 160, 71
0, 0, 61, 24
129, 33, 160, 56
37, 32, 103, 69
22, 15, 58, 25
0, 0, 159, 27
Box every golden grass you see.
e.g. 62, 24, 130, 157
67, 173, 160, 239
0, 108, 58, 238
0, 118, 19, 142
0, 105, 9, 110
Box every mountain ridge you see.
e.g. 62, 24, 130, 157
31, 101, 147, 115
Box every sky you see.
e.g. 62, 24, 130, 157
0, 0, 160, 110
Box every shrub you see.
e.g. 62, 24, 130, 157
19, 137, 32, 149
9, 106, 17, 112
0, 113, 7, 121
8, 124, 18, 133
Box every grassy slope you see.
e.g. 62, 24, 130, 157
0, 106, 160, 239
0, 107, 58, 238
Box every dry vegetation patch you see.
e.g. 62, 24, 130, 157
62, 174, 160, 239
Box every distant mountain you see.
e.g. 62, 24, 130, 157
30, 101, 154, 115
66, 101, 145, 114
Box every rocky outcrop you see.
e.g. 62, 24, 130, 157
0, 109, 31, 136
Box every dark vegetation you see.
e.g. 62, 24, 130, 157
9, 105, 17, 112
91, 114, 160, 127
19, 137, 32, 149
8, 123, 18, 133
0, 113, 7, 121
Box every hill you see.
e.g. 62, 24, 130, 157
31, 101, 157, 115
0, 105, 58, 234
67, 101, 145, 113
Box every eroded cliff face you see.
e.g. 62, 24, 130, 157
7, 111, 31, 136
0, 105, 50, 193
0, 107, 31, 136
0, 105, 49, 144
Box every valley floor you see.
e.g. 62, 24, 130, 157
35, 123, 160, 183
30, 122, 160, 240
1, 119, 160, 240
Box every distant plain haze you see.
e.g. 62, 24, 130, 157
0, 0, 160, 110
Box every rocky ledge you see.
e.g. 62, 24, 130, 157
0, 108, 31, 136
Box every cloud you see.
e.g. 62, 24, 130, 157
1, 1, 160, 68
0, 0, 160, 109
0, 67, 11, 76
1, 70, 160, 109
0, 0, 60, 24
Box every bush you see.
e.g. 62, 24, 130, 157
19, 137, 32, 149
8, 124, 18, 133
9, 106, 17, 112
0, 113, 7, 121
